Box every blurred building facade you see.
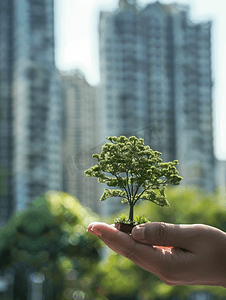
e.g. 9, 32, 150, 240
0, 0, 64, 226
215, 158, 226, 204
61, 69, 101, 214
99, 0, 215, 216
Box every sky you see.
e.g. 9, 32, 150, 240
54, 0, 226, 161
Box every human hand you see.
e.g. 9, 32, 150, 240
86, 222, 226, 287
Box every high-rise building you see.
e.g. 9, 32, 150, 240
215, 158, 226, 204
0, 0, 64, 226
99, 0, 215, 215
61, 69, 101, 214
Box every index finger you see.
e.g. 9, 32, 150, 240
87, 222, 187, 278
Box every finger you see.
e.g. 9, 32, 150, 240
87, 222, 194, 285
131, 222, 201, 252
87, 224, 176, 267
87, 222, 118, 237
101, 235, 194, 285
88, 223, 163, 270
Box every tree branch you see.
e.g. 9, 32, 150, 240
135, 183, 154, 203
115, 174, 130, 202
125, 171, 132, 201
133, 182, 141, 200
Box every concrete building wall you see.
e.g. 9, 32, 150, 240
61, 70, 101, 214
99, 0, 215, 216
215, 158, 226, 205
0, 0, 63, 225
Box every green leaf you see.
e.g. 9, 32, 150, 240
134, 215, 150, 224
84, 135, 182, 209
121, 198, 129, 204
140, 188, 170, 207
100, 189, 126, 201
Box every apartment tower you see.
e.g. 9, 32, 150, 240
99, 0, 214, 215
0, 0, 63, 226
61, 70, 101, 214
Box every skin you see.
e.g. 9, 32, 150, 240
86, 222, 226, 288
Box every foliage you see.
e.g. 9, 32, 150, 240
114, 214, 150, 225
2, 187, 225, 299
97, 251, 141, 298
134, 214, 150, 225
0, 191, 105, 300
85, 136, 182, 222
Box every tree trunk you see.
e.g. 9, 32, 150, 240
129, 204, 134, 222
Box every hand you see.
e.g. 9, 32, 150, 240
86, 222, 226, 287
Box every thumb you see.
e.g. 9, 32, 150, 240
132, 222, 195, 251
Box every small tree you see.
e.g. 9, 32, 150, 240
85, 136, 182, 224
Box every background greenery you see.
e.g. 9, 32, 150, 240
0, 191, 105, 299
0, 186, 226, 299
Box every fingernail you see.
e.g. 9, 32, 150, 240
132, 225, 145, 240
86, 226, 102, 237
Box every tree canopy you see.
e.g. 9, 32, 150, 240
85, 136, 183, 214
